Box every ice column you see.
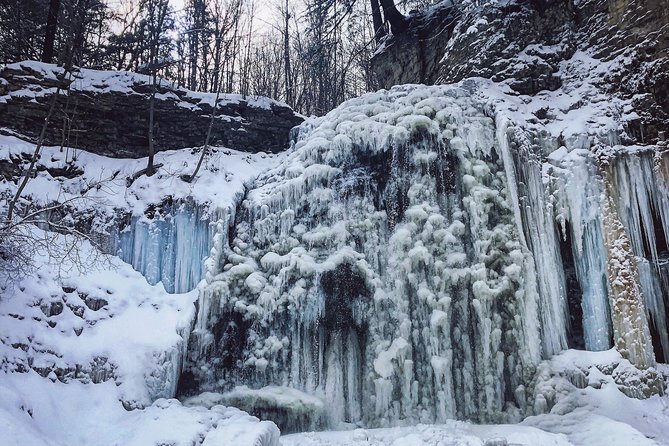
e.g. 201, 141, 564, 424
111, 200, 220, 293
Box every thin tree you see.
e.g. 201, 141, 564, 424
6, 0, 92, 223
42, 0, 62, 63
182, 6, 233, 183
370, 0, 386, 43
181, 76, 222, 183
143, 0, 171, 177
282, 0, 293, 107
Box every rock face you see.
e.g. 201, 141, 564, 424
371, 2, 461, 87
371, 0, 669, 143
0, 61, 303, 158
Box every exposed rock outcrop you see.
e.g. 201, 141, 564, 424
372, 0, 669, 143
0, 61, 303, 158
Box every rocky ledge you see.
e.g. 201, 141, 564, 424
372, 0, 669, 144
0, 61, 303, 158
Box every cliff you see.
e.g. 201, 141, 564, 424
0, 61, 303, 158
372, 0, 669, 143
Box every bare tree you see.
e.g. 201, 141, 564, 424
183, 0, 245, 183
1, 189, 115, 290
42, 0, 62, 63
141, 0, 172, 177
282, 0, 294, 106
6, 0, 93, 223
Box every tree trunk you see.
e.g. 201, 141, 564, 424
42, 0, 61, 63
146, 70, 156, 177
283, 0, 293, 107
379, 0, 409, 34
185, 37, 224, 183
370, 0, 386, 43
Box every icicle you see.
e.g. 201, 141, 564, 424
548, 151, 612, 351
494, 116, 565, 358
112, 200, 222, 293
599, 160, 656, 369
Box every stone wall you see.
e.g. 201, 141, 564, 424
0, 62, 303, 158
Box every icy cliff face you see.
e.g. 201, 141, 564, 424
109, 202, 226, 293
372, 0, 669, 143
183, 82, 668, 429
185, 85, 541, 426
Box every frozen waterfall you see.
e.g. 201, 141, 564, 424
183, 86, 546, 427
108, 200, 228, 293
174, 84, 667, 430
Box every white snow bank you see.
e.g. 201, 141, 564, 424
0, 372, 279, 446
526, 349, 668, 446
282, 419, 574, 446
0, 225, 196, 403
0, 224, 280, 446
0, 134, 284, 218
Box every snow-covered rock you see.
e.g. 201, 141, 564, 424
0, 61, 303, 157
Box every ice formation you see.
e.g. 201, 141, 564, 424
180, 83, 668, 429
605, 149, 669, 363
110, 201, 227, 293
3, 76, 666, 438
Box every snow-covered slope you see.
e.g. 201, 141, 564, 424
0, 226, 281, 446
0, 137, 285, 445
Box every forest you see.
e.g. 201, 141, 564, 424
1, 0, 429, 115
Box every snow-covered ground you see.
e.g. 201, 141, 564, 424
0, 136, 286, 445
0, 133, 284, 216
0, 226, 280, 446
284, 422, 573, 446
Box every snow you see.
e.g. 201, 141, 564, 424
0, 134, 283, 217
1, 60, 290, 111
283, 422, 573, 446
0, 372, 279, 446
0, 132, 285, 444
0, 226, 279, 446
0, 134, 283, 292
526, 349, 668, 446
0, 226, 194, 402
